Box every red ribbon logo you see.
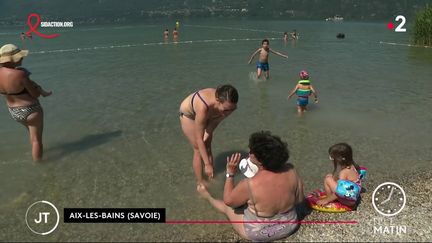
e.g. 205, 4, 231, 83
26, 13, 60, 39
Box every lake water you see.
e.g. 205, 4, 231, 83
0, 19, 431, 241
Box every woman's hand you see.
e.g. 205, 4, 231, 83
226, 153, 241, 175
204, 164, 214, 179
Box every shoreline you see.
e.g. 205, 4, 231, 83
196, 166, 432, 242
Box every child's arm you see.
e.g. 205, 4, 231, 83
310, 84, 318, 103
270, 48, 288, 59
287, 85, 299, 99
247, 49, 260, 64
295, 171, 305, 203
316, 174, 338, 206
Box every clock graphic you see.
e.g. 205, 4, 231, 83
372, 182, 406, 217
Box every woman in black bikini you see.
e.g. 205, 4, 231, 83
179, 84, 238, 185
0, 44, 51, 162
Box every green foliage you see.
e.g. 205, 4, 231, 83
413, 5, 432, 46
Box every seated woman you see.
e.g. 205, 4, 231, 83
197, 131, 304, 242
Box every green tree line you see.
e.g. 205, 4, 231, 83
0, 0, 430, 24
413, 4, 432, 46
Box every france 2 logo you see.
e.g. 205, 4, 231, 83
388, 15, 406, 32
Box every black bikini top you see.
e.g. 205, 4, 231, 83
0, 67, 31, 96
0, 88, 29, 96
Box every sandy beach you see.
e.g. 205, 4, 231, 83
193, 164, 432, 242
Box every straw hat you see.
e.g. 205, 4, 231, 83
0, 44, 29, 64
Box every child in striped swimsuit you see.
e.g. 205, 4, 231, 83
287, 70, 318, 114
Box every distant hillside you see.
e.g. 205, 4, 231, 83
0, 0, 429, 25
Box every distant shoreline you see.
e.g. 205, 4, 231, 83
0, 16, 418, 28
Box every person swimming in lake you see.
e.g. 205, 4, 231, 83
290, 30, 299, 40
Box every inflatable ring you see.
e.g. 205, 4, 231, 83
306, 189, 354, 213
306, 166, 367, 212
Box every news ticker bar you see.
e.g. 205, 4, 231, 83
64, 208, 165, 223
63, 208, 358, 224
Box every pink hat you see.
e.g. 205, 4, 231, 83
299, 70, 309, 79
